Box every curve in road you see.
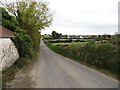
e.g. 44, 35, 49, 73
31, 40, 118, 88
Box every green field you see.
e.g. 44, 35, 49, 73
51, 42, 88, 46
46, 38, 109, 46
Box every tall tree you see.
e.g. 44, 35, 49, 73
51, 31, 61, 39
1, 0, 53, 49
1, 0, 52, 30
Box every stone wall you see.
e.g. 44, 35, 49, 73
0, 38, 19, 71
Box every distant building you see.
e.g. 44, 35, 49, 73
78, 35, 84, 38
68, 35, 81, 38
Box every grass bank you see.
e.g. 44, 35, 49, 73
44, 40, 120, 80
2, 56, 38, 88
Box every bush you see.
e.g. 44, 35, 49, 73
2, 7, 18, 32
11, 28, 34, 58
111, 35, 120, 45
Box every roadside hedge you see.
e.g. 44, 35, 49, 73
45, 41, 120, 79
11, 28, 34, 58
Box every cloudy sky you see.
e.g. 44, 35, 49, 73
41, 0, 119, 35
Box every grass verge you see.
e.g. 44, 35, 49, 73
2, 57, 37, 88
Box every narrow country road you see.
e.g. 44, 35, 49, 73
11, 40, 118, 88
31, 40, 118, 88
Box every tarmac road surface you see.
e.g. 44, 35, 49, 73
11, 40, 119, 88
31, 40, 118, 88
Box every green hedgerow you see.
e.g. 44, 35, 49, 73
11, 28, 34, 58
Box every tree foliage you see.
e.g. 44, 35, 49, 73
1, 0, 53, 50
11, 27, 34, 58
1, 0, 52, 31
111, 34, 120, 45
1, 7, 36, 58
51, 31, 61, 39
1, 7, 18, 31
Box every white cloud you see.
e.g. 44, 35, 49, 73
2, 0, 119, 35
41, 0, 119, 35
